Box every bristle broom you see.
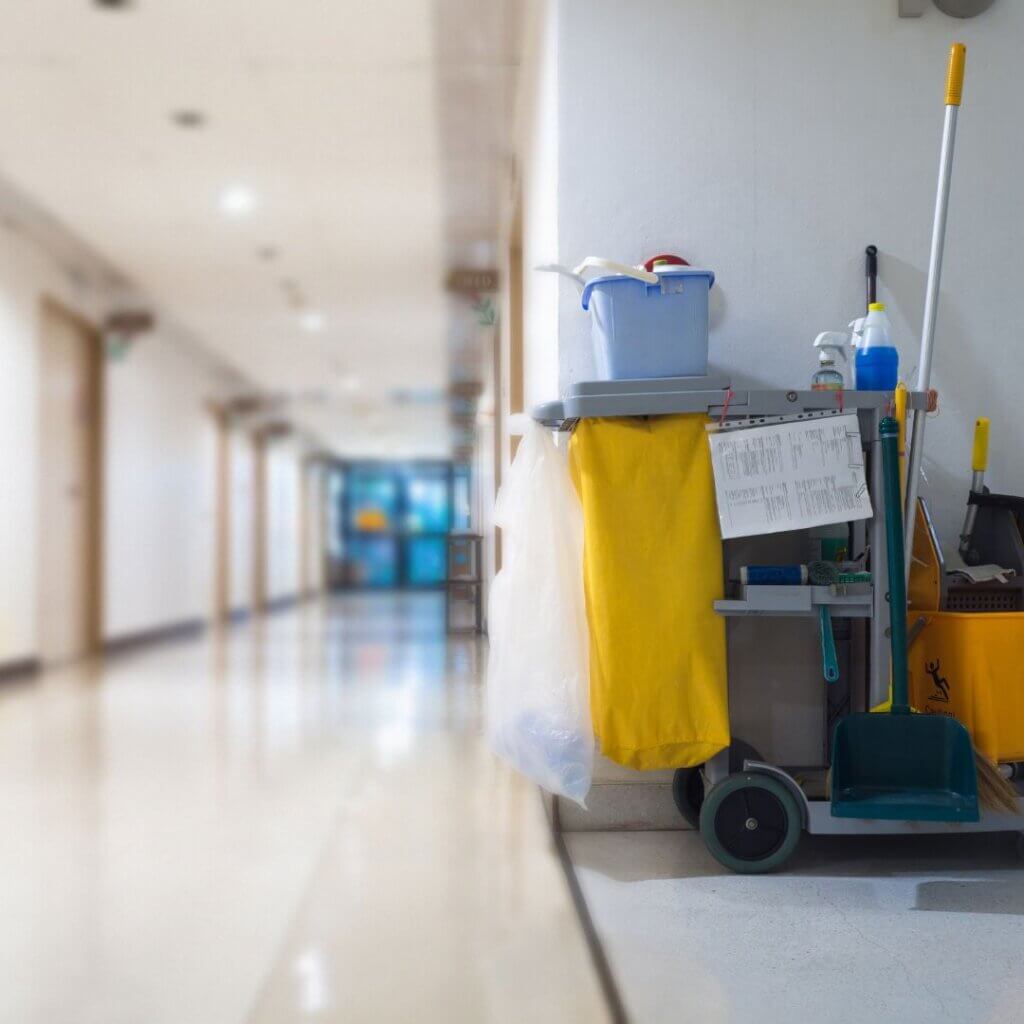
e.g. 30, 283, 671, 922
975, 751, 1020, 815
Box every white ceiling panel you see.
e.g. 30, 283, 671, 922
0, 0, 517, 453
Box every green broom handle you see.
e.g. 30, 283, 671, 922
881, 416, 910, 714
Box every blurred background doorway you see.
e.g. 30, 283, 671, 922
327, 461, 472, 588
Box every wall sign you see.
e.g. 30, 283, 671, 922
445, 268, 499, 295
103, 309, 154, 362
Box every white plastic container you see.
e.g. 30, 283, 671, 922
852, 303, 899, 391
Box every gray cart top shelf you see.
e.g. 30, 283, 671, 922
532, 375, 927, 429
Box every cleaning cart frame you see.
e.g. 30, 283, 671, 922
532, 378, 1024, 873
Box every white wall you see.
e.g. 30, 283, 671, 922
539, 0, 1023, 547
0, 234, 47, 662
0, 192, 239, 660
228, 428, 255, 613
301, 461, 326, 596
0, 221, 108, 663
102, 336, 219, 639
264, 440, 302, 604
519, 0, 561, 416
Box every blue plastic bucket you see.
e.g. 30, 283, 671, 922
581, 267, 714, 380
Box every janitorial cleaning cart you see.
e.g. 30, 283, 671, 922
519, 42, 1024, 873
535, 380, 1023, 872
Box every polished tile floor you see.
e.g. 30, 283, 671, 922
0, 595, 609, 1024
568, 827, 1024, 1024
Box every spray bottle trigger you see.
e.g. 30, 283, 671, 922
814, 332, 850, 360
848, 317, 866, 349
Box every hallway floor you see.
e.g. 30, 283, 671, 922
568, 819, 1024, 1023
0, 595, 608, 1024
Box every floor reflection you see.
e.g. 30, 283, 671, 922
0, 594, 606, 1024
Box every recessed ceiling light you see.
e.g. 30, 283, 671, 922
218, 185, 257, 217
299, 310, 325, 333
171, 109, 206, 129
337, 375, 361, 394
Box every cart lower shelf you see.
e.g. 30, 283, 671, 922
714, 584, 872, 618
682, 761, 1024, 874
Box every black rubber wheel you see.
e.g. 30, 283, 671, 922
725, 738, 764, 774
671, 738, 764, 828
672, 767, 705, 828
699, 773, 802, 874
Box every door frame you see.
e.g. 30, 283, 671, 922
495, 186, 525, 573
37, 296, 104, 659
252, 428, 268, 613
300, 454, 327, 598
209, 402, 231, 622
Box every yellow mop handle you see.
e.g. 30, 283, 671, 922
894, 383, 908, 496
946, 43, 966, 107
971, 416, 990, 473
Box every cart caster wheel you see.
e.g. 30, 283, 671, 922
671, 739, 763, 829
672, 767, 705, 828
699, 773, 802, 874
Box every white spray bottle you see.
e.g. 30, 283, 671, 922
812, 332, 850, 391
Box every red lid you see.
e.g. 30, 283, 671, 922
643, 254, 690, 272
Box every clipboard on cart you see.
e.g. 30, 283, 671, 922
707, 411, 872, 539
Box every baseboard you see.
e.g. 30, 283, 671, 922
0, 656, 41, 683
555, 780, 687, 833
104, 618, 206, 655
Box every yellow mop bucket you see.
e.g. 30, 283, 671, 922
909, 611, 1024, 762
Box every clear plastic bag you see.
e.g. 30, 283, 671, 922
486, 422, 592, 806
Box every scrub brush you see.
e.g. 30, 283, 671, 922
974, 753, 1021, 815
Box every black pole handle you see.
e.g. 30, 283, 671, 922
865, 245, 878, 308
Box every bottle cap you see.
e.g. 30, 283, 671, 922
868, 302, 885, 312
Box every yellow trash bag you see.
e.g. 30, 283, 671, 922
569, 415, 729, 770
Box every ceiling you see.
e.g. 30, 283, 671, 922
0, 0, 520, 457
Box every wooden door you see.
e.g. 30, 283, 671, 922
37, 301, 101, 663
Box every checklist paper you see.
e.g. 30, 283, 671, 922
707, 413, 872, 539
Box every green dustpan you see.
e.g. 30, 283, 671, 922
831, 416, 979, 822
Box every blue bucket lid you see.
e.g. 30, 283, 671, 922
581, 267, 715, 310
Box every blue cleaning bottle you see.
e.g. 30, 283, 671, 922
853, 303, 899, 391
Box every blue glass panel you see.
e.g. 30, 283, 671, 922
347, 470, 398, 532
346, 536, 399, 587
404, 470, 449, 533
452, 466, 471, 531
405, 537, 447, 585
